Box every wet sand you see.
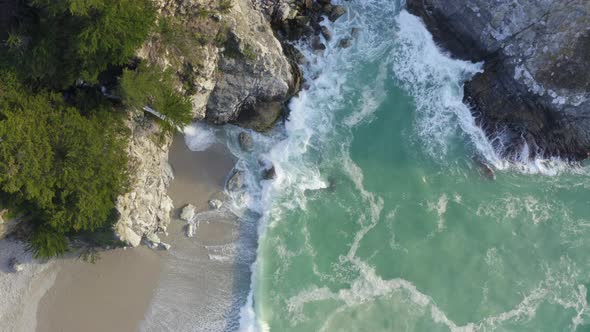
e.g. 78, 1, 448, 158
33, 133, 240, 332
141, 135, 248, 332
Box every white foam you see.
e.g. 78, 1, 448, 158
184, 122, 217, 152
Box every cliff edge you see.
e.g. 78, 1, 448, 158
407, 0, 590, 159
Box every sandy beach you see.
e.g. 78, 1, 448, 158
26, 132, 242, 332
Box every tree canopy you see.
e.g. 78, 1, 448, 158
119, 63, 193, 132
0, 72, 129, 257
1, 0, 155, 88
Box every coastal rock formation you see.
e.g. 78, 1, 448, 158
407, 0, 590, 159
206, 0, 301, 131
114, 111, 175, 247
116, 0, 302, 246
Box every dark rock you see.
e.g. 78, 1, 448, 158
351, 27, 360, 39
263, 166, 276, 180
311, 36, 326, 51
320, 26, 333, 41
407, 0, 590, 160
329, 5, 346, 22
237, 101, 284, 132
238, 132, 254, 151
338, 38, 352, 48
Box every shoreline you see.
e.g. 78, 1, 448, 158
31, 132, 240, 332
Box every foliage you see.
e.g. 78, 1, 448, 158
1, 0, 156, 88
119, 63, 192, 132
0, 73, 129, 257
29, 227, 69, 259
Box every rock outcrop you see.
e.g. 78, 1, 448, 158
114, 0, 304, 246
407, 0, 590, 159
206, 0, 301, 131
114, 111, 174, 247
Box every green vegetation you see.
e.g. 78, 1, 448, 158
119, 63, 193, 133
1, 0, 155, 88
0, 73, 129, 258
0, 0, 190, 258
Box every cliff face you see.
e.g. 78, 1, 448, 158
114, 0, 301, 246
407, 0, 590, 159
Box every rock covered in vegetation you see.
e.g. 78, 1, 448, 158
407, 0, 590, 159
115, 111, 175, 247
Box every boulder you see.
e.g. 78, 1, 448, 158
159, 242, 171, 250
238, 132, 254, 151
146, 233, 161, 245
209, 199, 223, 210
407, 0, 590, 160
227, 170, 245, 191
186, 223, 196, 238
320, 26, 333, 41
263, 166, 276, 180
338, 38, 352, 49
181, 204, 196, 222
329, 5, 346, 22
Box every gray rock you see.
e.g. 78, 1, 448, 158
329, 5, 346, 22
239, 132, 254, 151
206, 0, 299, 131
114, 112, 174, 247
351, 27, 361, 39
160, 242, 171, 250
180, 204, 196, 222
227, 170, 245, 191
209, 199, 223, 210
146, 233, 161, 244
407, 0, 590, 159
186, 223, 196, 238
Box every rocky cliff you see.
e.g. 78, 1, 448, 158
114, 0, 303, 246
407, 0, 590, 160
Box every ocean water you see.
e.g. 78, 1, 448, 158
219, 1, 590, 331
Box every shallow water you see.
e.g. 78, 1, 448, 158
217, 1, 590, 331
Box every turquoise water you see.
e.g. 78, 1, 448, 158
228, 1, 590, 331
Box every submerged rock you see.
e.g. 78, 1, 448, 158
320, 26, 333, 41
209, 199, 223, 210
180, 204, 196, 222
238, 132, 254, 151
407, 0, 590, 160
263, 166, 276, 180
227, 170, 245, 191
338, 38, 352, 49
329, 5, 346, 22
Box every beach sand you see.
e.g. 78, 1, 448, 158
140, 134, 249, 332
31, 132, 241, 332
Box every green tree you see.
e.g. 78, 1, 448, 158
119, 63, 193, 132
0, 73, 129, 257
1, 0, 155, 88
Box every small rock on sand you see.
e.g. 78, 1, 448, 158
209, 199, 223, 210
180, 204, 196, 221
186, 223, 196, 238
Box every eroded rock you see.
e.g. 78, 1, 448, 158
180, 204, 196, 222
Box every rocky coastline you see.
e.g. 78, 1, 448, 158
407, 0, 590, 160
113, 0, 345, 248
